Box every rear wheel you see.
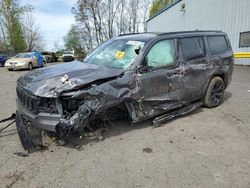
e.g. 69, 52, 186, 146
203, 76, 225, 108
28, 62, 33, 70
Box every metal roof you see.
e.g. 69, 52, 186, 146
146, 0, 182, 23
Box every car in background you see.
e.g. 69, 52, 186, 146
0, 54, 9, 66
62, 50, 74, 62
5, 52, 46, 71
41, 51, 57, 63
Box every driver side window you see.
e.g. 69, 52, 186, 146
146, 39, 175, 68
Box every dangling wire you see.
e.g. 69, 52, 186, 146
0, 120, 16, 133
0, 113, 16, 134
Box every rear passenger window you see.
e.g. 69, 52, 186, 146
180, 37, 205, 61
207, 36, 228, 55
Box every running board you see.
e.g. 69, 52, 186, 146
153, 101, 203, 127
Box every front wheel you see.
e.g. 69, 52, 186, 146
28, 62, 33, 70
203, 76, 225, 108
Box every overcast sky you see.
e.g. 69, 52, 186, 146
22, 0, 76, 50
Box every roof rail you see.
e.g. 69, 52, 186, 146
118, 32, 155, 36
157, 30, 223, 36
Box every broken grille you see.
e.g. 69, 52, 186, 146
16, 85, 58, 114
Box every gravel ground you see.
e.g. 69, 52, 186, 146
0, 62, 250, 188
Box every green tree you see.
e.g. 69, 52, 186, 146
149, 0, 171, 18
0, 0, 29, 53
64, 24, 85, 54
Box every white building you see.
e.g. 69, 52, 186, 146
147, 0, 250, 65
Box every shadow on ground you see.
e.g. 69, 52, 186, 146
224, 91, 232, 102
63, 92, 233, 149
63, 105, 205, 150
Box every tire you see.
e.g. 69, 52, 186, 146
203, 76, 225, 108
28, 62, 33, 70
8, 69, 13, 71
42, 61, 46, 67
15, 112, 42, 152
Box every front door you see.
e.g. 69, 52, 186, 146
138, 38, 183, 117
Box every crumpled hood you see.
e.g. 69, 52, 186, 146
17, 61, 124, 97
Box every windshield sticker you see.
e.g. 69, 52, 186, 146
115, 51, 125, 59
126, 40, 142, 46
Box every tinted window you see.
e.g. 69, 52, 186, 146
180, 37, 205, 61
207, 36, 228, 55
146, 39, 175, 68
239, 32, 250, 47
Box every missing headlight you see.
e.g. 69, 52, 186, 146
62, 98, 84, 116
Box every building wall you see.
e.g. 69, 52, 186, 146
147, 0, 250, 65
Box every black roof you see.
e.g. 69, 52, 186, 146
157, 30, 225, 36
115, 30, 225, 41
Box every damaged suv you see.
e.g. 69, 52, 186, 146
15, 31, 233, 151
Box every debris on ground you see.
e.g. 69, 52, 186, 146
142, 148, 153, 153
75, 145, 84, 151
13, 152, 29, 157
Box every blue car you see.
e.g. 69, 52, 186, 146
0, 54, 9, 66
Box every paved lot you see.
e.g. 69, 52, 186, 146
0, 62, 250, 188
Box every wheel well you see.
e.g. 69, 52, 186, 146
104, 102, 130, 121
213, 73, 226, 84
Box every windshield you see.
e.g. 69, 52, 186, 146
85, 39, 145, 69
15, 53, 31, 58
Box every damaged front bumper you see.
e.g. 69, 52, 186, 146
16, 98, 84, 151
16, 98, 62, 132
16, 96, 89, 135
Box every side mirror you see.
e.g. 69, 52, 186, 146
134, 46, 141, 55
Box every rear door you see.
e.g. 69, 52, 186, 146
206, 35, 233, 86
206, 35, 231, 64
179, 36, 213, 102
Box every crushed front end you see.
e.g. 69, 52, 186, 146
15, 82, 97, 151
14, 62, 125, 151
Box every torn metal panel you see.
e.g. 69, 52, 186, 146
153, 101, 203, 127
